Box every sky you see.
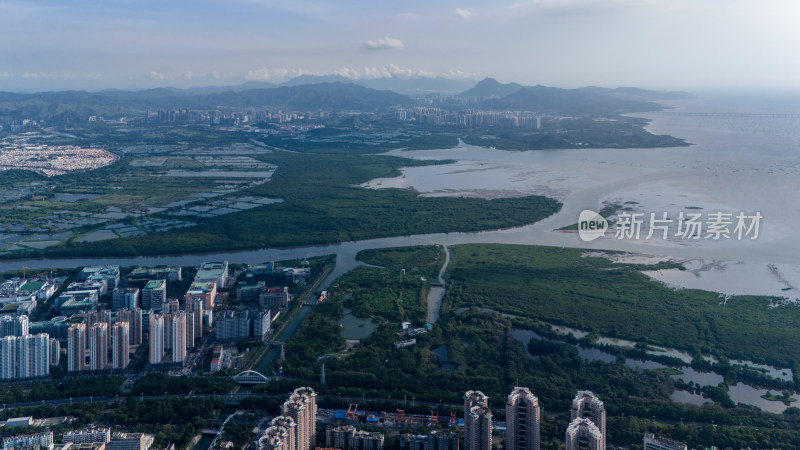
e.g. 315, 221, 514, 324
1, 0, 800, 92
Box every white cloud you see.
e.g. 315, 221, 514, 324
0, 72, 11, 78
19, 72, 104, 81
150, 71, 166, 81
358, 66, 478, 80
362, 66, 392, 79
439, 69, 480, 80
211, 71, 222, 79
455, 8, 472, 19
332, 67, 361, 79
244, 67, 312, 81
362, 37, 405, 51
184, 70, 193, 80
242, 65, 480, 83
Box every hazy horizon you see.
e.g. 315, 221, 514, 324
2, 0, 800, 93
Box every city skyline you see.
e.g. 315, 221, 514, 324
2, 0, 800, 92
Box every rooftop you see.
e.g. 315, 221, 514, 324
196, 263, 227, 281
144, 279, 165, 290
18, 281, 46, 293
189, 281, 216, 291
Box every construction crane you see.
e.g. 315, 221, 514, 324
346, 403, 358, 421
395, 409, 406, 425
22, 266, 31, 278
35, 269, 54, 279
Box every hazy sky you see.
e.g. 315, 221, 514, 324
1, 0, 799, 92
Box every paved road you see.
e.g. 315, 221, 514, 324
247, 265, 331, 373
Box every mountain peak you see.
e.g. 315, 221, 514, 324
459, 78, 524, 98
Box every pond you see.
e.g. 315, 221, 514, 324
671, 367, 724, 387
728, 383, 795, 415
510, 326, 794, 414
510, 329, 543, 360
549, 325, 589, 339
596, 336, 637, 348
510, 328, 732, 381
338, 311, 378, 340
670, 389, 712, 406
646, 347, 695, 364
625, 359, 666, 371
578, 346, 618, 364
431, 344, 457, 371
730, 360, 794, 382
510, 328, 618, 364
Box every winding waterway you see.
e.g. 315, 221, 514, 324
426, 244, 450, 323
2, 95, 800, 299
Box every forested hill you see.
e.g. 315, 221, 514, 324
0, 82, 411, 122
479, 85, 666, 115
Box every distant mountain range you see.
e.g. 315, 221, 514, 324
458, 77, 524, 99
0, 77, 694, 122
458, 78, 692, 114
278, 74, 475, 95
478, 85, 665, 115
0, 82, 409, 122
578, 86, 695, 101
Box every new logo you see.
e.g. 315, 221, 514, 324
578, 210, 608, 242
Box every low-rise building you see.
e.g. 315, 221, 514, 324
63, 428, 111, 445
283, 267, 310, 284
128, 266, 182, 283
1, 430, 54, 450
66, 279, 107, 297
78, 266, 120, 290
400, 432, 458, 450
0, 279, 57, 305
4, 417, 34, 428
56, 291, 98, 315
236, 280, 265, 302
59, 294, 98, 316
30, 317, 70, 340
260, 287, 290, 310
394, 339, 417, 350
326, 426, 384, 450
195, 261, 228, 288
185, 281, 217, 310
106, 433, 154, 450
643, 433, 688, 450
209, 344, 229, 372
17, 280, 56, 301
0, 299, 36, 317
